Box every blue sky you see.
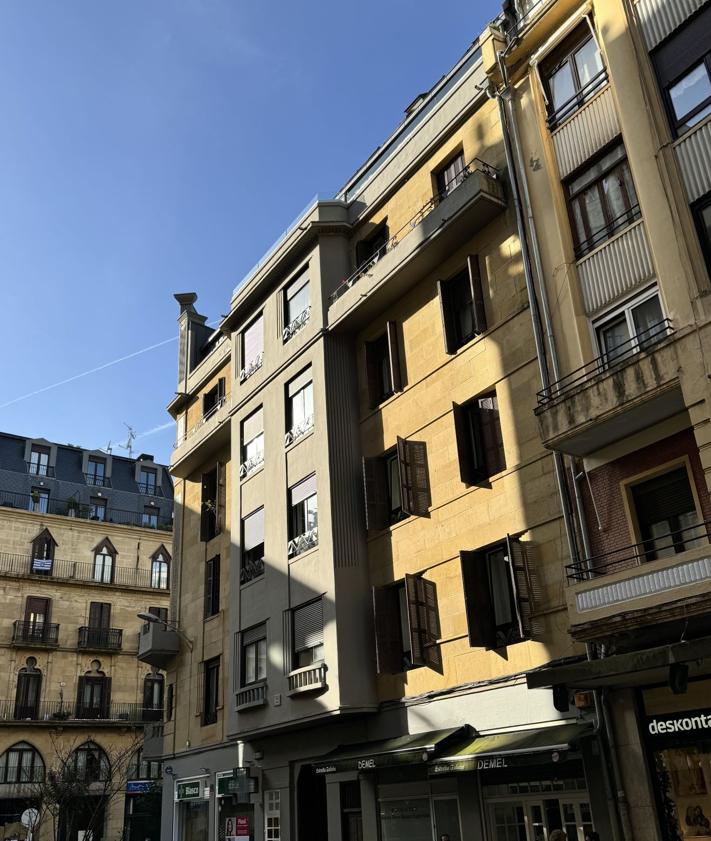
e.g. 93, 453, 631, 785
0, 1, 499, 465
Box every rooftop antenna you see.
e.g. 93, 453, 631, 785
105, 440, 113, 454
119, 423, 136, 458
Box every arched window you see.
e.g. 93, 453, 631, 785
142, 671, 164, 721
14, 657, 42, 720
71, 741, 109, 782
150, 546, 171, 590
0, 742, 44, 783
92, 538, 116, 584
30, 528, 56, 575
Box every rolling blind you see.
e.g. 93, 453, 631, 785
293, 599, 323, 651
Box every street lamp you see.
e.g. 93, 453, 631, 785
137, 612, 194, 651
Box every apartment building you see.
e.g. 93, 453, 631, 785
478, 0, 711, 839
0, 432, 173, 841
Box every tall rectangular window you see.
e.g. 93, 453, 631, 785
453, 392, 506, 485
542, 26, 605, 126
355, 223, 389, 269
202, 378, 225, 418
86, 457, 106, 486
435, 151, 466, 197
202, 657, 220, 726
241, 508, 265, 584
265, 790, 281, 841
241, 407, 264, 478
285, 368, 313, 445
288, 475, 318, 556
292, 599, 324, 669
200, 464, 223, 541
240, 314, 264, 381
142, 506, 158, 529
139, 467, 158, 495
28, 446, 50, 477
438, 257, 486, 353
283, 274, 310, 340
241, 624, 267, 685
204, 555, 220, 619
363, 437, 431, 531
365, 322, 402, 407
90, 498, 106, 521
29, 489, 50, 515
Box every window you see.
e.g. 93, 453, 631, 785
28, 446, 50, 477
629, 466, 706, 561
240, 314, 264, 381
265, 790, 281, 841
23, 597, 51, 643
461, 538, 532, 650
0, 742, 44, 783
142, 506, 158, 529
241, 624, 267, 685
241, 407, 264, 478
148, 606, 168, 624
566, 142, 640, 257
14, 659, 41, 721
76, 671, 111, 720
594, 289, 666, 366
542, 27, 605, 126
88, 602, 111, 639
283, 273, 310, 340
93, 540, 115, 584
291, 599, 324, 669
435, 151, 466, 197
90, 497, 106, 521
86, 457, 107, 486
71, 742, 109, 781
139, 467, 158, 495
365, 322, 402, 407
200, 463, 224, 541
204, 555, 220, 619
30, 529, 55, 575
151, 547, 170, 589
241, 507, 265, 584
285, 368, 314, 445
202, 657, 220, 725
29, 488, 49, 515
669, 61, 711, 133
202, 378, 226, 419
355, 223, 389, 269
142, 672, 164, 721
288, 475, 318, 556
363, 437, 431, 530
129, 747, 161, 781
453, 392, 506, 485
438, 256, 486, 353
372, 574, 441, 674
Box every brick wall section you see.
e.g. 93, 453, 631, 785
580, 429, 711, 563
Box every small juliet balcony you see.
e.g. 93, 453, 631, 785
566, 519, 711, 640
287, 527, 318, 558
287, 663, 327, 696
77, 626, 123, 651
12, 621, 59, 647
236, 682, 267, 712
535, 320, 683, 455
137, 621, 179, 669
172, 395, 230, 479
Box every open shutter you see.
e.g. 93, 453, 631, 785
386, 321, 402, 393
76, 676, 86, 716
467, 255, 487, 335
362, 457, 389, 531
460, 550, 496, 649
397, 437, 431, 517
216, 462, 226, 534
365, 343, 379, 409
437, 280, 455, 354
405, 574, 425, 667
200, 472, 209, 542
217, 377, 226, 402
506, 535, 533, 640
372, 586, 403, 674
405, 575, 442, 673
452, 402, 478, 485
204, 560, 214, 617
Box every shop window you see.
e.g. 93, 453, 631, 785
201, 657, 220, 726
288, 475, 318, 556
241, 624, 267, 686
372, 574, 441, 674
241, 507, 264, 585
202, 378, 226, 419
363, 437, 431, 531
453, 392, 506, 485
92, 539, 116, 584
204, 555, 220, 619
14, 658, 41, 721
291, 598, 324, 670
461, 538, 533, 650
285, 368, 314, 445
365, 322, 401, 407
566, 141, 640, 257
30, 528, 56, 575
541, 25, 606, 126
355, 222, 389, 270
200, 463, 224, 541
240, 407, 264, 478
380, 798, 432, 841
629, 465, 706, 562
240, 313, 264, 381
0, 742, 44, 783
594, 289, 667, 366
435, 151, 466, 197
438, 256, 486, 353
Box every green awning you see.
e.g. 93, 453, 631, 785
429, 722, 592, 775
313, 727, 469, 775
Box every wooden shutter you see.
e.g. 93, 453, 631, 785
478, 394, 505, 476
386, 321, 402, 393
372, 586, 403, 675
397, 437, 431, 517
452, 402, 478, 485
204, 558, 214, 618
365, 342, 379, 408
216, 462, 226, 534
217, 378, 226, 402
362, 457, 389, 531
25, 597, 50, 624
467, 255, 487, 335
460, 550, 496, 649
405, 574, 442, 672
437, 280, 455, 355
506, 536, 533, 640
76, 676, 86, 713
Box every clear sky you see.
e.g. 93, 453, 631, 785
0, 1, 500, 465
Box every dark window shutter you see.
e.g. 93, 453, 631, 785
142, 677, 154, 710
200, 472, 209, 542
397, 437, 431, 517
372, 586, 402, 674
506, 536, 533, 639
362, 457, 389, 531
460, 550, 496, 649
76, 676, 86, 712
386, 321, 402, 393
204, 559, 214, 618
437, 280, 455, 354
453, 402, 477, 485
405, 575, 442, 672
166, 684, 174, 720
468, 255, 487, 335
293, 599, 323, 651
405, 574, 425, 667
355, 239, 369, 268
213, 555, 220, 614
478, 393, 505, 477
218, 378, 225, 402
216, 462, 226, 534
365, 343, 379, 409
89, 603, 110, 628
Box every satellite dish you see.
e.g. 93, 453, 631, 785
21, 809, 39, 828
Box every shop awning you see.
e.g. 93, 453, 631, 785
312, 726, 470, 775
429, 722, 593, 775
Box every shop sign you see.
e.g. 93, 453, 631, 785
429, 750, 569, 775
126, 780, 154, 794
176, 780, 203, 800
314, 750, 428, 775
217, 768, 258, 800
646, 708, 711, 745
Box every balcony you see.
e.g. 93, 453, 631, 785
77, 627, 123, 651
565, 519, 711, 640
0, 699, 153, 724
0, 489, 172, 531
328, 157, 506, 330
137, 482, 163, 497
0, 550, 169, 591
12, 621, 59, 647
172, 395, 230, 479
535, 320, 683, 455
84, 473, 112, 488
239, 452, 264, 480
287, 664, 327, 696
283, 306, 311, 343
26, 462, 54, 478
673, 113, 711, 204
137, 622, 179, 669
236, 683, 267, 711
240, 556, 264, 585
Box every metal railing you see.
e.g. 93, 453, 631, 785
12, 621, 60, 646
537, 319, 673, 406
175, 396, 227, 447
548, 69, 608, 128
505, 0, 555, 38
330, 156, 499, 304
239, 451, 264, 480
566, 517, 711, 583
0, 550, 170, 590
239, 352, 264, 384
284, 415, 314, 447
192, 332, 228, 373
78, 627, 123, 651
287, 527, 318, 558
236, 683, 267, 710
287, 663, 327, 695
575, 204, 642, 259
0, 488, 172, 531
283, 306, 311, 343
26, 461, 54, 477
84, 473, 111, 488
137, 481, 163, 496
240, 555, 265, 585
0, 699, 161, 723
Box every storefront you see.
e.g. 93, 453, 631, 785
215, 770, 257, 841
124, 780, 162, 841
175, 777, 210, 841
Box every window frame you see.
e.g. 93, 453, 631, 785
0, 742, 44, 783
202, 657, 220, 726
90, 497, 107, 521
355, 222, 390, 270
365, 321, 402, 408
204, 555, 220, 619
92, 541, 116, 584
240, 408, 264, 477
693, 194, 711, 278
29, 446, 50, 477
240, 312, 264, 381
591, 286, 667, 365
452, 391, 506, 485
241, 507, 265, 585
283, 272, 311, 339
151, 551, 170, 590
665, 56, 711, 135
240, 623, 268, 687
290, 598, 324, 670
29, 487, 50, 515
87, 457, 107, 486
437, 256, 486, 354
434, 150, 466, 198
288, 474, 318, 552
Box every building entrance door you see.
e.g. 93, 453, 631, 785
487, 796, 593, 841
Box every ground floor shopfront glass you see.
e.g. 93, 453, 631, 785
176, 779, 210, 841
379, 794, 462, 841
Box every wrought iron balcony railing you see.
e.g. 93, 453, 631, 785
239, 352, 264, 384
240, 555, 265, 585
537, 319, 674, 407
283, 307, 311, 343
239, 452, 264, 480
136, 482, 163, 496
12, 620, 60, 646
284, 415, 314, 447
77, 627, 123, 651
574, 205, 642, 259
0, 698, 161, 723
26, 461, 54, 477
287, 527, 318, 558
84, 473, 112, 488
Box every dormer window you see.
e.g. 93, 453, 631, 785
86, 457, 107, 487
139, 467, 158, 495
28, 446, 50, 477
